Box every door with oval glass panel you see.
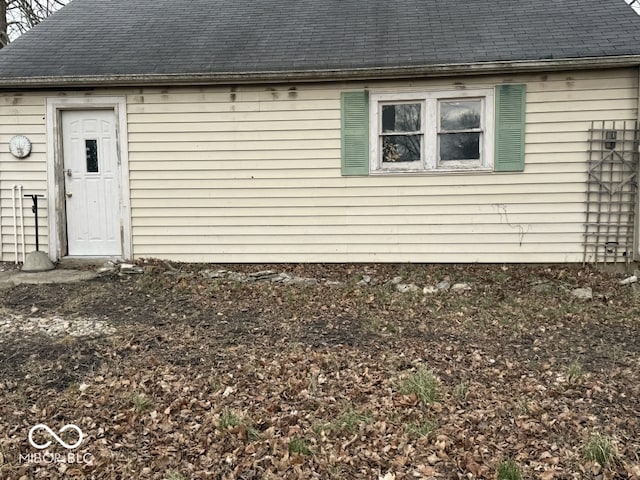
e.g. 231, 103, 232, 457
61, 109, 121, 256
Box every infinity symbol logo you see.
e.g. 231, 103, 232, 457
28, 424, 84, 450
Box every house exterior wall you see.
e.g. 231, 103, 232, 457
0, 68, 638, 263
0, 94, 47, 262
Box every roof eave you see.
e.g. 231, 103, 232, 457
1, 55, 640, 89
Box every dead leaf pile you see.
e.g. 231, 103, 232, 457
0, 262, 638, 479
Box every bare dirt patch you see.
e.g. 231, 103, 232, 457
0, 262, 639, 479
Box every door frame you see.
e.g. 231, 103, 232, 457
46, 96, 131, 261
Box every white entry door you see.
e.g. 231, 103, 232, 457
62, 110, 121, 256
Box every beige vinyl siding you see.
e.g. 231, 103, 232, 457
0, 67, 637, 263
0, 95, 48, 262
125, 69, 638, 262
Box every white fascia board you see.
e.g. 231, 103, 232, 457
1, 56, 640, 88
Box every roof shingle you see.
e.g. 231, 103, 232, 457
1, 0, 640, 82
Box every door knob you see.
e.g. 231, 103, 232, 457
66, 192, 73, 198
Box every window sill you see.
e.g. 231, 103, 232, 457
369, 167, 494, 175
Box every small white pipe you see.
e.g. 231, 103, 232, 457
18, 185, 26, 263
12, 185, 18, 264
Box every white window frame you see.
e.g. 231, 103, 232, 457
46, 96, 132, 261
370, 88, 495, 174
377, 100, 424, 171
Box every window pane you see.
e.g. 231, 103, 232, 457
382, 103, 421, 133
439, 133, 480, 161
85, 139, 99, 173
440, 100, 481, 131
383, 135, 421, 163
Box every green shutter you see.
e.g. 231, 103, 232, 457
341, 91, 369, 176
494, 84, 526, 172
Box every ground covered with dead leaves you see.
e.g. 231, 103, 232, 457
0, 262, 639, 480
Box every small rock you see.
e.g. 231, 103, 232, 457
619, 275, 638, 285
119, 263, 144, 274
288, 276, 318, 286
249, 270, 280, 281
270, 273, 289, 283
281, 274, 317, 286
325, 280, 344, 286
228, 272, 247, 282
390, 276, 403, 285
571, 287, 593, 300
357, 275, 372, 286
202, 269, 225, 279
423, 286, 438, 294
436, 281, 450, 291
451, 283, 471, 293
252, 270, 276, 276
396, 283, 419, 293
97, 261, 118, 274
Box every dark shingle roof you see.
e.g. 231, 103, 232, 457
1, 0, 640, 84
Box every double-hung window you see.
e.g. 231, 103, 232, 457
438, 98, 484, 168
380, 102, 423, 169
370, 89, 494, 173
341, 85, 525, 176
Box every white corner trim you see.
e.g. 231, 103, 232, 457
635, 66, 640, 261
45, 96, 131, 261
